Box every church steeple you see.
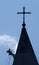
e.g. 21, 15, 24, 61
13, 7, 38, 65
7, 6, 39, 65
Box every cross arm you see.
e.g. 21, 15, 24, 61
17, 12, 31, 14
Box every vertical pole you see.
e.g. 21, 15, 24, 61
23, 7, 25, 24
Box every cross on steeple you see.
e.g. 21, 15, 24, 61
17, 6, 31, 28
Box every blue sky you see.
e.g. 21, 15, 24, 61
0, 0, 39, 65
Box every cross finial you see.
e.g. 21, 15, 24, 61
17, 6, 31, 28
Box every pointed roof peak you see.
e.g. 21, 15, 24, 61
22, 21, 26, 28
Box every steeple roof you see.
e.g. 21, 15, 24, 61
13, 7, 38, 65
16, 25, 33, 54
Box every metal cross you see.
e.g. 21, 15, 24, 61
17, 6, 31, 27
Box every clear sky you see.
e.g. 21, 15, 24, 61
0, 0, 39, 65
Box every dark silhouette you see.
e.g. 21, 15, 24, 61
17, 7, 31, 28
7, 6, 39, 65
7, 48, 15, 57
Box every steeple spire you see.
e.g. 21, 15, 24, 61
17, 6, 31, 28
7, 6, 38, 65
